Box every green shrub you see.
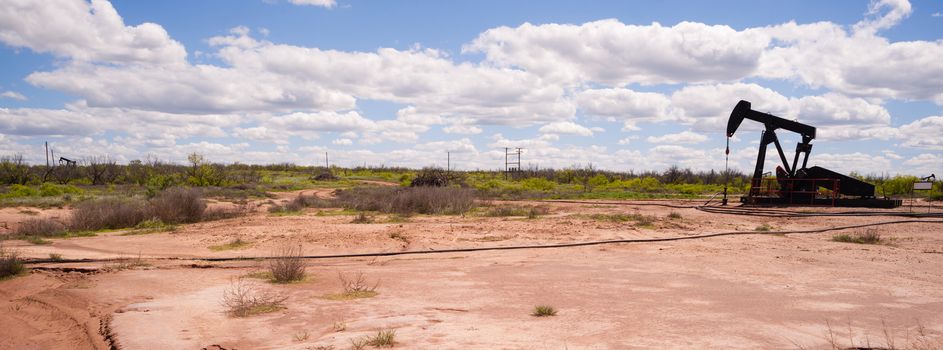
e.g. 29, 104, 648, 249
2, 184, 38, 198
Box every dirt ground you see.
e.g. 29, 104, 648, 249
2, 191, 943, 349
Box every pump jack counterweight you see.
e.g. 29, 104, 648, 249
726, 100, 901, 208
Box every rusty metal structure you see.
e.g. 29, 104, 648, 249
726, 100, 901, 208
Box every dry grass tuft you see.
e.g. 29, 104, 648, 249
833, 229, 882, 245
268, 244, 306, 283
366, 329, 396, 347
221, 277, 287, 317
531, 305, 557, 317
209, 238, 251, 251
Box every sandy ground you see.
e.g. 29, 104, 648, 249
2, 191, 943, 349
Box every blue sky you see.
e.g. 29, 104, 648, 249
1, 0, 942, 175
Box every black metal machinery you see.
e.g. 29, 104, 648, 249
726, 100, 902, 208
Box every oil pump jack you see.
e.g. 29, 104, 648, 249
726, 100, 902, 208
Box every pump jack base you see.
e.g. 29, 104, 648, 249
741, 196, 903, 209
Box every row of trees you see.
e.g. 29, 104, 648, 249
0, 153, 257, 188
2, 153, 936, 197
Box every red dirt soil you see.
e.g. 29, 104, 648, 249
2, 193, 942, 349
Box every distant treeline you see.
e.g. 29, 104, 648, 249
0, 153, 937, 198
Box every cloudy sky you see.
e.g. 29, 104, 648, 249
1, 0, 942, 175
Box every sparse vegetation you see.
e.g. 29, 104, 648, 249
531, 305, 557, 317
48, 253, 63, 261
221, 277, 287, 317
326, 272, 379, 300
1, 245, 26, 280
15, 218, 66, 237
668, 212, 682, 219
833, 230, 882, 244
483, 205, 549, 218
70, 197, 149, 231
267, 244, 306, 283
366, 329, 397, 348
148, 187, 206, 223
351, 212, 374, 224
25, 236, 51, 245
583, 213, 655, 227
334, 186, 476, 215
755, 223, 772, 232
293, 330, 309, 342
350, 337, 369, 350
209, 238, 251, 251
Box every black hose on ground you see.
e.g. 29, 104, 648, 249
22, 219, 943, 265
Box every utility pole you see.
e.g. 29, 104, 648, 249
45, 141, 49, 167
447, 152, 450, 172
325, 152, 329, 169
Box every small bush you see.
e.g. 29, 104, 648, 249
410, 167, 452, 187
755, 223, 772, 232
15, 218, 66, 237
70, 197, 148, 231
149, 187, 206, 223
327, 272, 379, 300
48, 253, 63, 261
268, 244, 306, 283
532, 305, 557, 317
221, 278, 287, 317
668, 212, 682, 219
1, 245, 26, 279
833, 230, 882, 244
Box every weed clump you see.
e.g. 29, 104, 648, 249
1, 245, 26, 279
209, 238, 251, 251
668, 212, 682, 219
833, 230, 882, 244
531, 305, 557, 317
350, 212, 374, 224
221, 278, 287, 317
366, 329, 396, 347
268, 244, 306, 283
755, 223, 772, 232
326, 272, 379, 300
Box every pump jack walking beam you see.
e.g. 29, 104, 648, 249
727, 100, 815, 183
